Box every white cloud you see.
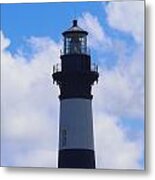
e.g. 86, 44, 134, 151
13, 150, 57, 167
106, 1, 144, 44
94, 113, 142, 169
1, 31, 11, 50
92, 48, 144, 169
1, 32, 60, 167
93, 46, 144, 119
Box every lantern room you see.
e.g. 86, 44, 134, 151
62, 20, 88, 55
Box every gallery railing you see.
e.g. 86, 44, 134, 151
53, 63, 98, 74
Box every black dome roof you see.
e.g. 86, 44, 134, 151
62, 20, 88, 36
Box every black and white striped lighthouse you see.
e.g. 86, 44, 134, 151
52, 20, 99, 169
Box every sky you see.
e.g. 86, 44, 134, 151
1, 1, 144, 169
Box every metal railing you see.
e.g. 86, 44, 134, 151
53, 63, 61, 74
91, 63, 98, 73
53, 63, 98, 74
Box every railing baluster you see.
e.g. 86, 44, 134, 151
53, 63, 61, 73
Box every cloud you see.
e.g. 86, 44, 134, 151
106, 1, 144, 44
1, 31, 11, 50
94, 113, 143, 169
93, 46, 144, 119
14, 150, 57, 167
92, 49, 144, 169
1, 31, 60, 167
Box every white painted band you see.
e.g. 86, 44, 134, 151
59, 98, 94, 150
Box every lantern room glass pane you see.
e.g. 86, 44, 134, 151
64, 34, 87, 55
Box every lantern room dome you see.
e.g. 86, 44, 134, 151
62, 20, 88, 36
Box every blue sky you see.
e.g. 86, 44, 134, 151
1, 1, 144, 169
1, 2, 106, 50
1, 2, 136, 59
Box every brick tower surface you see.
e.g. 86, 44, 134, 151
52, 20, 99, 169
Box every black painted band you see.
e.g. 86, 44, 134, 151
58, 149, 95, 169
53, 71, 98, 100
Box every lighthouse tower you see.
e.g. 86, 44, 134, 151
52, 20, 99, 169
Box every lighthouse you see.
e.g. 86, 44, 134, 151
52, 20, 99, 169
